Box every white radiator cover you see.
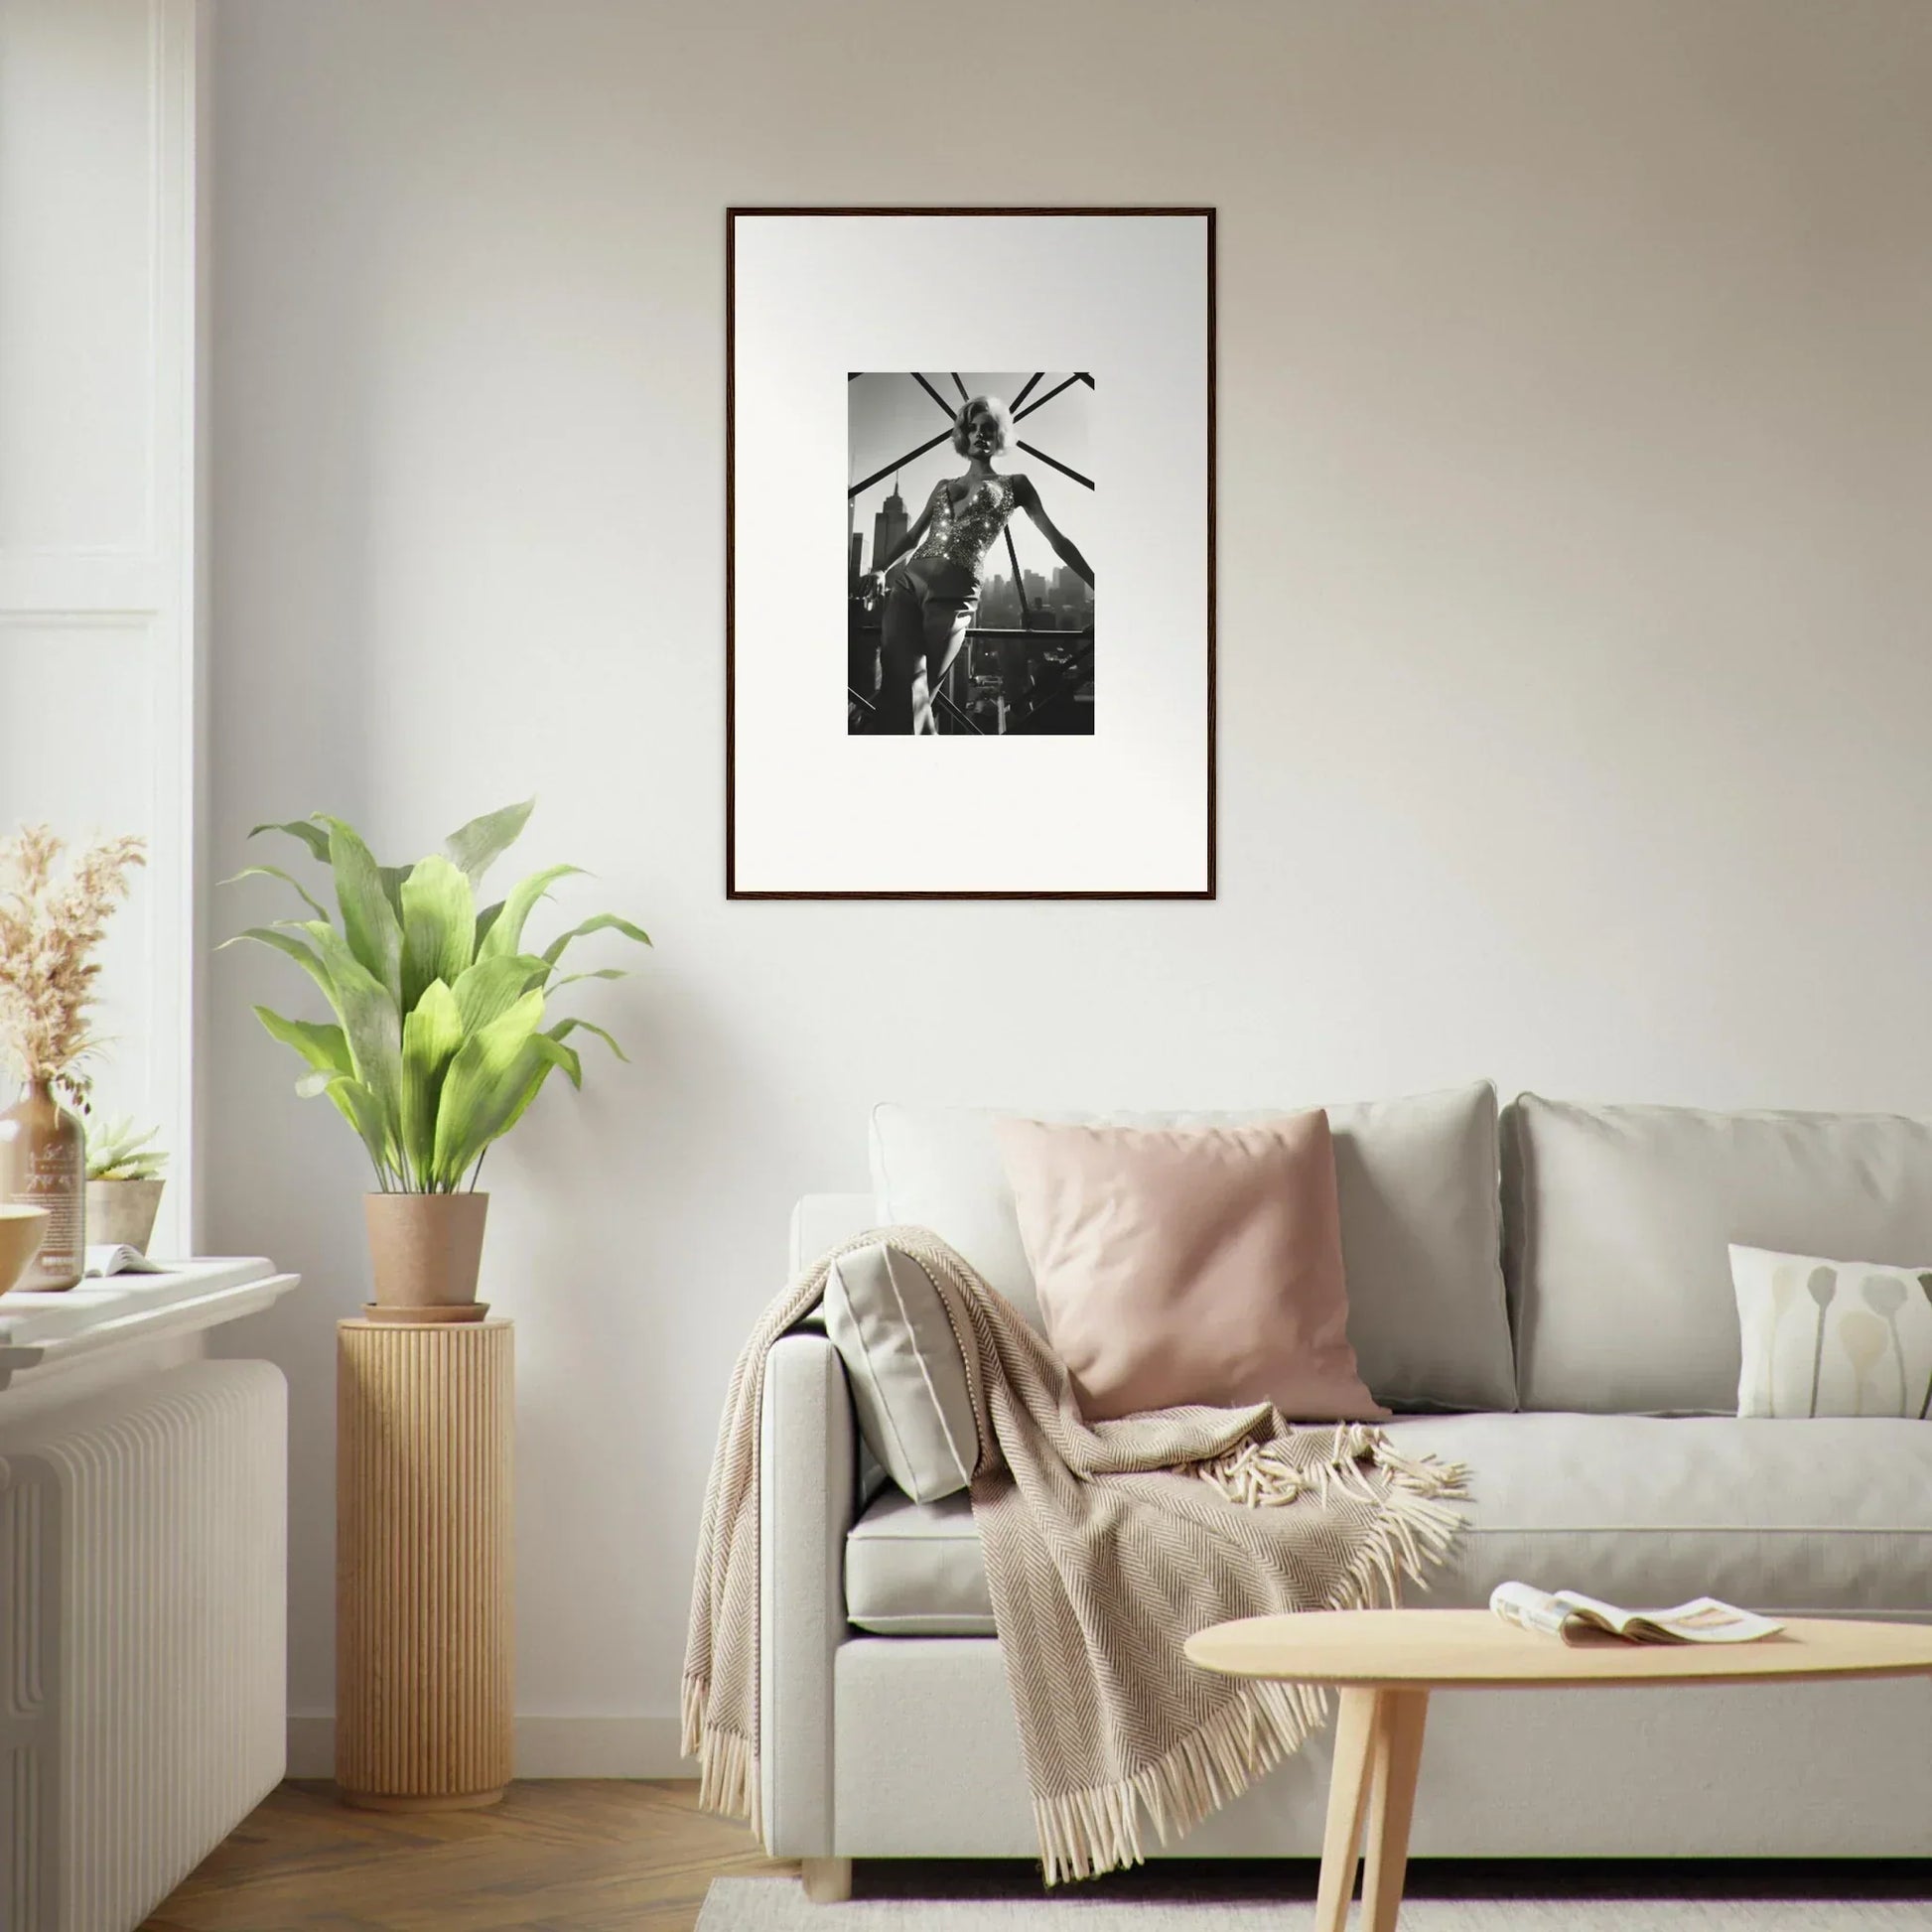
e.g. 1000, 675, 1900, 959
0, 1360, 288, 1932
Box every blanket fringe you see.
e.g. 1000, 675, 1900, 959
1321, 1442, 1469, 1609
1033, 1434, 1467, 1886
1195, 1433, 1469, 1607
1033, 1677, 1325, 1885
684, 1673, 762, 1837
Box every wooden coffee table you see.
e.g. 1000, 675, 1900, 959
1184, 1608, 1932, 1932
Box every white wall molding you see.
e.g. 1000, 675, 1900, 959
0, 0, 203, 1256
286, 1715, 688, 1782
0, 553, 168, 615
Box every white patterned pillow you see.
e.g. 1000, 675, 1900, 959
1730, 1245, 1932, 1419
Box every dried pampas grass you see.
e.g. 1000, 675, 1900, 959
0, 825, 147, 1108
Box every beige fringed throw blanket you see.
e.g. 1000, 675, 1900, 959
684, 1229, 1468, 1884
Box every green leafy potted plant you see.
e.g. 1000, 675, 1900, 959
226, 800, 648, 1311
84, 1118, 169, 1254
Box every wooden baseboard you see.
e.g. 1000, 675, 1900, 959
287, 1715, 689, 1780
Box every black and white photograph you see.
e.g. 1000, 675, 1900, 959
729, 208, 1212, 897
847, 373, 1095, 736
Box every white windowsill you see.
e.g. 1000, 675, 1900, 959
0, 1258, 301, 1391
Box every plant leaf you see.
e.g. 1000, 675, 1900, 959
443, 799, 535, 888
316, 1073, 394, 1186
549, 1015, 627, 1062
491, 1035, 582, 1144
540, 911, 651, 966
376, 865, 410, 923
318, 817, 403, 1002
451, 953, 548, 1035
249, 818, 331, 862
223, 864, 330, 921
478, 864, 585, 962
286, 918, 402, 1160
400, 979, 465, 1187
475, 899, 505, 951
222, 925, 337, 1009
399, 855, 476, 1015
432, 989, 547, 1182
251, 1005, 352, 1079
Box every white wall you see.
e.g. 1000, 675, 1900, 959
208, 0, 1932, 1769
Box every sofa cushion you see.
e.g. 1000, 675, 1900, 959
846, 1489, 992, 1635
870, 1083, 1512, 1412
997, 1111, 1387, 1423
823, 1240, 979, 1503
1505, 1094, 1932, 1414
842, 1413, 1932, 1636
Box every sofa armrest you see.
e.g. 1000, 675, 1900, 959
758, 1328, 856, 1856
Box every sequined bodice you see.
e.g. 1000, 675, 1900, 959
914, 476, 1020, 583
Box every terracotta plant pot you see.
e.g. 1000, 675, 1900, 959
364, 1192, 488, 1309
85, 1177, 166, 1255
0, 1204, 50, 1297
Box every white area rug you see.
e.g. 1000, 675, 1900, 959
699, 1872, 1932, 1929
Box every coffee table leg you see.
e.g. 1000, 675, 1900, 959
1360, 1688, 1429, 1932
1311, 1687, 1378, 1932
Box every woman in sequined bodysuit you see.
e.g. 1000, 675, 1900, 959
867, 394, 1094, 734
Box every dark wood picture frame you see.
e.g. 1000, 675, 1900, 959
726, 206, 1216, 900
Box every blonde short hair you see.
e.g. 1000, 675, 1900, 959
952, 394, 1015, 457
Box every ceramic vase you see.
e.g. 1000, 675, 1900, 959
0, 1079, 85, 1291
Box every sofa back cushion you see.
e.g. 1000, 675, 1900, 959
870, 1082, 1512, 1412
1504, 1093, 1932, 1414
789, 1193, 877, 1273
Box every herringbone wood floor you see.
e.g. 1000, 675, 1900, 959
139, 1780, 789, 1932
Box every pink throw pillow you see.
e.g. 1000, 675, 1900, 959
994, 1112, 1389, 1423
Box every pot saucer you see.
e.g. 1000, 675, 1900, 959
358, 1301, 489, 1324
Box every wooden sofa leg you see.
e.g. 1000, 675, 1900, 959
802, 1857, 853, 1902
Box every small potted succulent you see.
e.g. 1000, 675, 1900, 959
226, 800, 648, 1313
84, 1118, 169, 1255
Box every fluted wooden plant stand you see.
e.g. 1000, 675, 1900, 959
336, 1313, 514, 1810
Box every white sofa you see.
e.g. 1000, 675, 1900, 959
758, 1087, 1932, 1874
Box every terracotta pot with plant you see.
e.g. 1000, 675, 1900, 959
85, 1118, 169, 1255
0, 826, 147, 1292
227, 800, 648, 1313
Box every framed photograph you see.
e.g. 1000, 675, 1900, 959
727, 207, 1214, 899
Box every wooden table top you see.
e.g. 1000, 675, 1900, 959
1184, 1609, 1932, 1690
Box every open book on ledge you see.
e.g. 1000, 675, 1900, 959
84, 1244, 168, 1277
1490, 1581, 1784, 1645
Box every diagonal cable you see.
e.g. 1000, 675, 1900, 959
1017, 441, 1093, 489
1014, 373, 1084, 423
912, 372, 957, 420
1003, 525, 1030, 619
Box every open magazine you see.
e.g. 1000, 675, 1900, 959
1490, 1581, 1783, 1646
